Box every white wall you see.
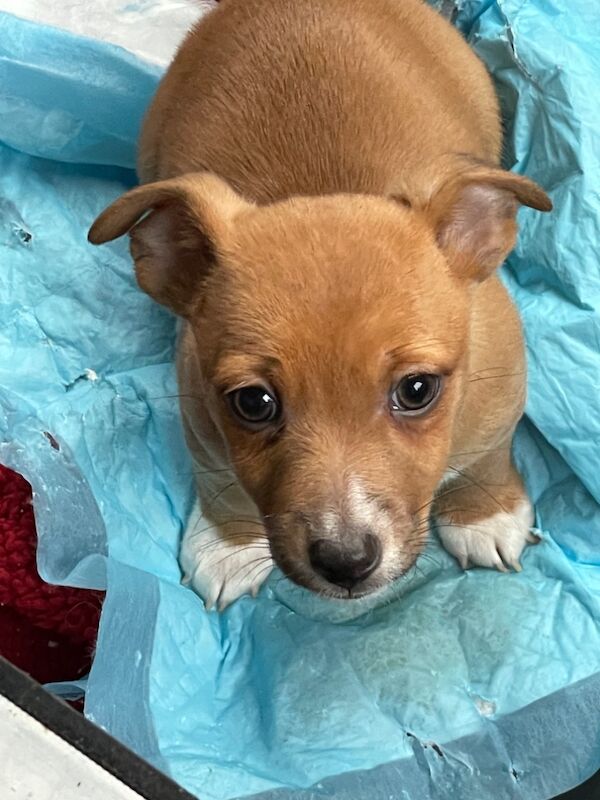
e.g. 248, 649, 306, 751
0, 0, 218, 65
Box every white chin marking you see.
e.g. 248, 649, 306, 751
436, 498, 539, 572
179, 500, 273, 610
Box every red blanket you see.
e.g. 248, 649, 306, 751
0, 465, 103, 685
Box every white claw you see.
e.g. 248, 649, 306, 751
494, 555, 509, 573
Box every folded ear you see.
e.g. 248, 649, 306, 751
88, 173, 251, 317
425, 160, 552, 281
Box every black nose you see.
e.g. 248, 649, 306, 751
309, 533, 382, 590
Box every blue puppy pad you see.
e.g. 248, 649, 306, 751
0, 13, 191, 591
140, 530, 600, 800
474, 0, 600, 504
0, 144, 189, 586
0, 2, 599, 800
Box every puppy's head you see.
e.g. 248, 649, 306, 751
89, 165, 550, 598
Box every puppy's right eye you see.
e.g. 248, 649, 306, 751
228, 386, 280, 429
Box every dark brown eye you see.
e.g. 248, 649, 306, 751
390, 374, 441, 415
228, 386, 280, 429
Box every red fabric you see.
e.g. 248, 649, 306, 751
0, 464, 104, 683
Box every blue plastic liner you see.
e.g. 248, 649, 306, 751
0, 3, 598, 799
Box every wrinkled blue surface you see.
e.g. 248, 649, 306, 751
0, 3, 599, 799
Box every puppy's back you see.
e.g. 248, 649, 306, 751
139, 0, 500, 203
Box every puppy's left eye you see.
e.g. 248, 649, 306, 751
390, 374, 441, 416
228, 385, 280, 429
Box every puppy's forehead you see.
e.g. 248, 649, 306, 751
212, 196, 467, 371
230, 195, 441, 289
229, 195, 456, 298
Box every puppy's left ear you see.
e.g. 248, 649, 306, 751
425, 161, 552, 281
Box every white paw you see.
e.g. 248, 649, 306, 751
179, 502, 273, 610
436, 498, 539, 572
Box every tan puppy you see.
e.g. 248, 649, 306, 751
89, 0, 551, 608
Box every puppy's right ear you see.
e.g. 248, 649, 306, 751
88, 173, 251, 317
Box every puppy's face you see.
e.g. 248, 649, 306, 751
196, 198, 467, 597
89, 168, 550, 597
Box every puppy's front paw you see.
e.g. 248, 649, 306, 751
436, 498, 539, 572
179, 503, 273, 610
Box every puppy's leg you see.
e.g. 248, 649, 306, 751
434, 447, 540, 572
179, 496, 273, 610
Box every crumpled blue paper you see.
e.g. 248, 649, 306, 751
0, 3, 599, 799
